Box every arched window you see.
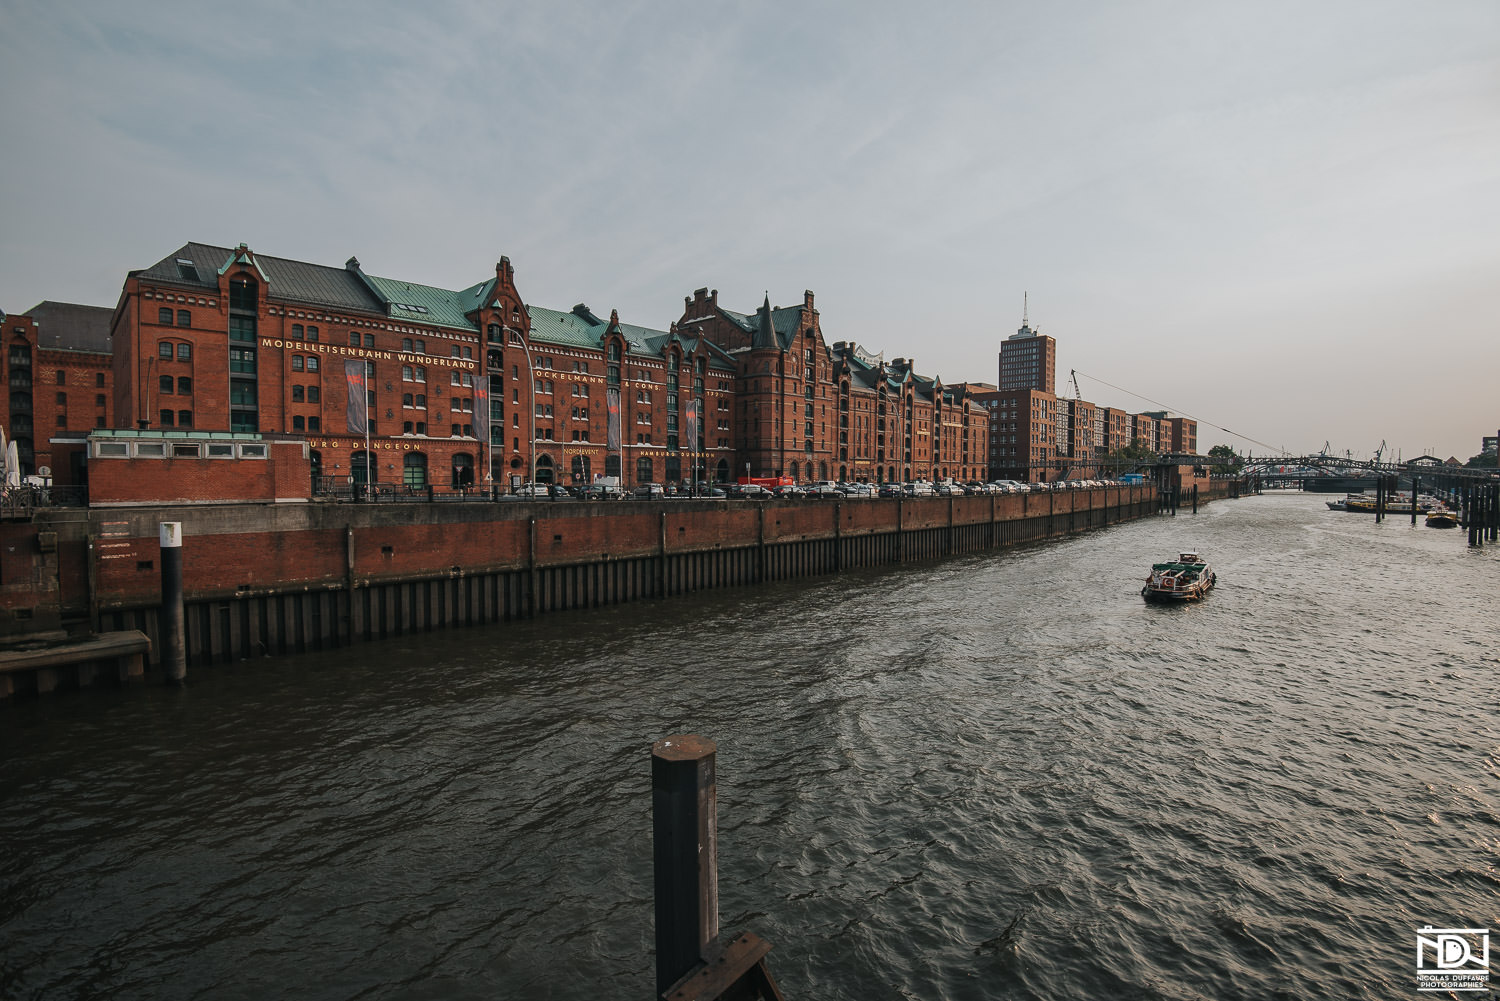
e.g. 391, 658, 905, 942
451, 452, 474, 488
636, 456, 653, 483
535, 454, 554, 484
571, 454, 591, 484
604, 454, 620, 478
403, 452, 427, 488
715, 459, 729, 483
789, 461, 799, 482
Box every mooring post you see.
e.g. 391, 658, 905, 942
159, 522, 186, 683
653, 735, 719, 996
1192, 484, 1198, 514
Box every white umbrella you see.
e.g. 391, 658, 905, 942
5, 440, 18, 488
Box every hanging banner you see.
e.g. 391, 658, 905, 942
344, 360, 368, 434
685, 399, 700, 455
606, 388, 620, 451
473, 378, 490, 443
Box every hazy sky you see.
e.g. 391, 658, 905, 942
2, 1, 1495, 461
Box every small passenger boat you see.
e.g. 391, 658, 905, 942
1425, 507, 1459, 529
1142, 552, 1216, 603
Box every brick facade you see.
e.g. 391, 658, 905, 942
1, 302, 113, 478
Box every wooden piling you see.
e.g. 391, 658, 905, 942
651, 734, 784, 1001
653, 735, 720, 996
159, 522, 186, 684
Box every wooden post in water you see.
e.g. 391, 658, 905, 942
1411, 475, 1418, 526
159, 522, 186, 683
1192, 484, 1198, 514
653, 735, 717, 994
652, 735, 784, 1001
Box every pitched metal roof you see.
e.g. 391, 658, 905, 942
719, 298, 803, 351
364, 274, 477, 332
134, 242, 387, 315
21, 301, 114, 354
525, 305, 734, 370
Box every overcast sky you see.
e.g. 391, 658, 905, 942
2, 0, 1495, 461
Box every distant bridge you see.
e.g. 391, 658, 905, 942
1156, 454, 1497, 483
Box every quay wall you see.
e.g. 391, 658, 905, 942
4, 480, 1240, 676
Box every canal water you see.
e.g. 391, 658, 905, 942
2, 493, 1496, 1000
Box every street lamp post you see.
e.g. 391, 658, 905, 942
509, 327, 537, 493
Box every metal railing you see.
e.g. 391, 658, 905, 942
1, 484, 88, 515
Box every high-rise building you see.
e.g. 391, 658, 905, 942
998, 307, 1056, 394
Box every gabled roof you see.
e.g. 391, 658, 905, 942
720, 296, 803, 351
19, 301, 114, 354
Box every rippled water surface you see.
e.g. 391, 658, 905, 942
3, 493, 1498, 1000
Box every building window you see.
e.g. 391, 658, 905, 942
293, 416, 305, 431
177, 310, 191, 328
308, 416, 320, 432
292, 356, 304, 372
404, 453, 428, 488
160, 375, 174, 394
363, 334, 375, 348
178, 410, 192, 428
160, 409, 174, 426
349, 331, 360, 346
177, 376, 191, 394
159, 341, 173, 359
306, 325, 318, 342
177, 343, 191, 361
306, 356, 318, 372
229, 277, 257, 312
159, 307, 173, 325
293, 386, 305, 403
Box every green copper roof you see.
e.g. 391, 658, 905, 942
364, 274, 477, 332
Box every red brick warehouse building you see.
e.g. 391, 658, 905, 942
110, 242, 991, 492
2, 301, 114, 479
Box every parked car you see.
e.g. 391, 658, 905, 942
905, 480, 936, 497
585, 482, 627, 500
878, 482, 903, 498
729, 483, 773, 499
774, 484, 807, 498
807, 482, 842, 499
633, 483, 665, 499
513, 482, 565, 498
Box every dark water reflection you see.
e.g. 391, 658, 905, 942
3, 493, 1497, 999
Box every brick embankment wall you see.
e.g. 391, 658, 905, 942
6, 483, 1182, 673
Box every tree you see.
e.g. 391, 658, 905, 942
1207, 444, 1243, 475
1104, 440, 1157, 473
1465, 452, 1497, 469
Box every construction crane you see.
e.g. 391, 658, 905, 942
1070, 369, 1082, 401
1373, 440, 1386, 464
